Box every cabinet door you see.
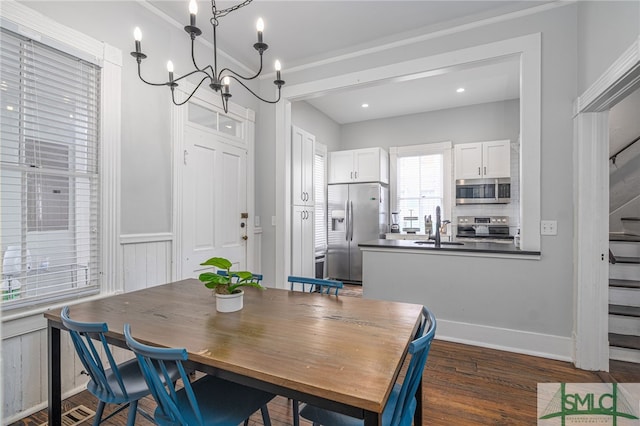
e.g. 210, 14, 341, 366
328, 151, 355, 184
292, 126, 314, 205
353, 148, 380, 183
291, 206, 314, 277
482, 140, 511, 178
454, 142, 483, 180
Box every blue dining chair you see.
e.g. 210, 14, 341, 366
288, 276, 343, 295
217, 270, 263, 284
298, 306, 437, 426
124, 323, 275, 426
61, 306, 164, 426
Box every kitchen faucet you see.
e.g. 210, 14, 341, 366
435, 206, 442, 248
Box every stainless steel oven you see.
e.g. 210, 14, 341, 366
456, 216, 512, 241
455, 178, 510, 204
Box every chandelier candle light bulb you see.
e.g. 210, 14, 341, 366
130, 0, 285, 113
167, 61, 174, 83
256, 18, 264, 43
189, 0, 198, 26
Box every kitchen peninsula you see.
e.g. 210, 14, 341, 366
357, 239, 563, 360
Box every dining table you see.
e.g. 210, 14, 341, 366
45, 279, 424, 426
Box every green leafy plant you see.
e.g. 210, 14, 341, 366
198, 257, 265, 295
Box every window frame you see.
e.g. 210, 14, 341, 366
390, 141, 453, 231
1, 3, 122, 316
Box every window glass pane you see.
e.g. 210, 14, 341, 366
188, 102, 217, 130
219, 115, 243, 138
396, 153, 444, 234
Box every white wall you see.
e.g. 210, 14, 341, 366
292, 101, 342, 152
577, 0, 640, 94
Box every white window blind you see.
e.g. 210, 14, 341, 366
0, 28, 101, 309
396, 154, 443, 234
314, 151, 327, 253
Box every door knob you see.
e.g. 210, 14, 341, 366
242, 235, 248, 241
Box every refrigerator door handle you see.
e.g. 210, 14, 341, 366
349, 200, 354, 241
345, 200, 350, 241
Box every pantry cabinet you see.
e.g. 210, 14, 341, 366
291, 205, 314, 277
328, 147, 389, 184
292, 126, 314, 205
454, 140, 510, 180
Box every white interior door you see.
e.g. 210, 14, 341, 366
181, 124, 248, 278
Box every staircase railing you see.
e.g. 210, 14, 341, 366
610, 134, 640, 165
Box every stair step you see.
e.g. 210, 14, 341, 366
610, 279, 640, 289
609, 304, 640, 318
614, 256, 640, 264
609, 333, 640, 350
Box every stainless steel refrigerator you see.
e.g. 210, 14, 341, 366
327, 183, 388, 283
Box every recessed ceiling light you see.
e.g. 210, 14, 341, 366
361, 103, 369, 108
6, 105, 14, 111
225, 125, 233, 129
456, 88, 465, 93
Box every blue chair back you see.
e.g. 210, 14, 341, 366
124, 324, 204, 425
389, 306, 436, 425
61, 306, 128, 400
288, 276, 343, 295
217, 270, 263, 284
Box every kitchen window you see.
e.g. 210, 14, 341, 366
390, 142, 452, 234
0, 27, 101, 309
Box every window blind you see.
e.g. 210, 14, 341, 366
314, 152, 326, 253
396, 153, 443, 234
0, 28, 101, 309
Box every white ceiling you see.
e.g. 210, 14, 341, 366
148, 0, 550, 123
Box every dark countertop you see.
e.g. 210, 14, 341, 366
359, 239, 541, 256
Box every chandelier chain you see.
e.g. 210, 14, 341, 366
211, 0, 254, 21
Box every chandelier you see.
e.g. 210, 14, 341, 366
130, 0, 285, 113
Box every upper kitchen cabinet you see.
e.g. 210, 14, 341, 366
292, 126, 315, 206
454, 140, 510, 180
328, 147, 389, 184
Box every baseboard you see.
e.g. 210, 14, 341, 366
2, 385, 86, 424
436, 319, 573, 362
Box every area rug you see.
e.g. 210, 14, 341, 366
39, 404, 95, 426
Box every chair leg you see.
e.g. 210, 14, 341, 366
126, 400, 138, 426
260, 405, 272, 426
292, 399, 300, 426
92, 401, 105, 426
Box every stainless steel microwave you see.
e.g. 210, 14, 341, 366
455, 178, 511, 204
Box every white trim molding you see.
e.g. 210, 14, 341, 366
572, 36, 640, 371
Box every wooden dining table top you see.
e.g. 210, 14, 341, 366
45, 279, 423, 415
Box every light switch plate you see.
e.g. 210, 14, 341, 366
272, 216, 276, 226
255, 216, 260, 227
541, 220, 558, 235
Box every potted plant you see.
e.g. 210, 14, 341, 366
198, 257, 265, 312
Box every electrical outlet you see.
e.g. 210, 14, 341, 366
272, 216, 276, 226
540, 220, 558, 236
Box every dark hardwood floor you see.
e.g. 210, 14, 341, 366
12, 284, 640, 425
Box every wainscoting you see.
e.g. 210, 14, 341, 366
120, 233, 173, 292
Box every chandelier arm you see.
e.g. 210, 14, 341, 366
171, 76, 211, 106
190, 35, 217, 79
218, 55, 264, 82
227, 75, 282, 104
136, 63, 171, 87
172, 68, 214, 85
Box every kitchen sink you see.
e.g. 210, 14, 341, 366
414, 241, 464, 246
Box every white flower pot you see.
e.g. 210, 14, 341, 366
215, 290, 244, 313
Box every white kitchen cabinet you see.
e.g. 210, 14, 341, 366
328, 147, 389, 184
291, 205, 314, 277
291, 126, 314, 205
454, 140, 510, 180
